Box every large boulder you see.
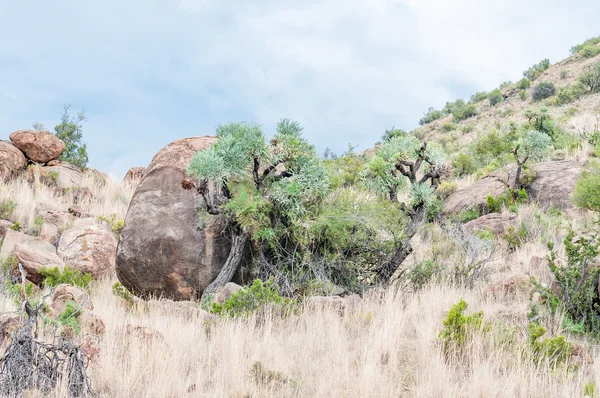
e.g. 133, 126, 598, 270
527, 161, 581, 208
122, 167, 146, 185
443, 170, 511, 214
0, 229, 45, 260
9, 130, 64, 163
0, 141, 27, 182
57, 224, 117, 279
0, 220, 15, 238
11, 235, 65, 285
42, 164, 83, 188
464, 213, 517, 236
116, 136, 233, 300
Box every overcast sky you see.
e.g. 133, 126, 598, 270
1, 1, 598, 178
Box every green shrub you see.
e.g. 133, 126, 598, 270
0, 199, 17, 220
460, 208, 480, 223
580, 45, 600, 59
519, 90, 528, 101
97, 214, 125, 234
527, 322, 573, 365
488, 89, 504, 107
470, 91, 488, 103
58, 300, 83, 335
560, 70, 568, 80
574, 160, 600, 211
441, 122, 457, 132
419, 107, 445, 125
532, 81, 556, 101
452, 153, 476, 177
498, 81, 512, 89
10, 222, 20, 232
210, 279, 295, 318
436, 181, 456, 199
438, 299, 485, 358
39, 267, 93, 290
517, 78, 531, 90
486, 188, 528, 213
112, 282, 135, 304
503, 222, 530, 252
1, 255, 18, 274
409, 260, 440, 290
579, 62, 600, 93
571, 36, 600, 55
555, 84, 583, 105
523, 59, 551, 81
445, 100, 477, 122
54, 104, 89, 169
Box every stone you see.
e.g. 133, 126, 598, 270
12, 239, 65, 285
47, 159, 60, 167
486, 274, 532, 297
116, 136, 234, 300
39, 223, 60, 246
46, 284, 94, 315
0, 220, 15, 238
57, 224, 117, 279
443, 169, 512, 214
124, 324, 165, 344
214, 282, 243, 305
146, 299, 211, 321
0, 140, 27, 182
9, 129, 65, 163
0, 313, 20, 348
79, 311, 105, 336
464, 213, 517, 236
527, 161, 581, 208
68, 206, 86, 218
42, 211, 73, 229
122, 167, 146, 185
1, 229, 49, 260
42, 164, 83, 189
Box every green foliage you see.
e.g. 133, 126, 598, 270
523, 59, 551, 81
517, 78, 531, 90
584, 382, 597, 398
470, 91, 488, 103
488, 89, 504, 107
10, 222, 20, 232
436, 181, 456, 199
5, 280, 37, 306
409, 259, 440, 290
0, 199, 17, 220
419, 107, 445, 125
523, 108, 559, 140
381, 127, 407, 143
519, 90, 528, 101
571, 36, 600, 55
554, 84, 584, 105
58, 300, 82, 335
54, 104, 88, 168
39, 267, 93, 290
441, 122, 456, 132
460, 208, 480, 223
560, 70, 568, 79
574, 160, 600, 211
210, 279, 295, 318
498, 81, 512, 89
580, 45, 600, 59
579, 62, 600, 93
97, 214, 125, 234
1, 255, 18, 274
445, 100, 476, 122
438, 299, 484, 358
452, 153, 476, 177
486, 188, 529, 213
527, 322, 573, 365
532, 81, 556, 102
503, 222, 531, 252
112, 282, 135, 304
546, 228, 600, 334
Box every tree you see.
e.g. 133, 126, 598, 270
381, 127, 407, 143
361, 135, 449, 282
511, 130, 551, 189
185, 119, 330, 299
54, 104, 88, 168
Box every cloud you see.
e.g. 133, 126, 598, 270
0, 0, 598, 177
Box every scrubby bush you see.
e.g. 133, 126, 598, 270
210, 279, 295, 318
452, 153, 476, 177
527, 322, 573, 365
419, 107, 445, 125
441, 122, 457, 132
39, 267, 93, 290
488, 89, 504, 107
112, 282, 135, 304
438, 299, 485, 358
579, 62, 600, 93
460, 208, 480, 223
560, 70, 568, 80
573, 160, 600, 211
97, 214, 125, 234
436, 181, 456, 199
571, 36, 600, 55
555, 84, 583, 105
0, 199, 16, 220
486, 188, 528, 213
580, 45, 600, 59
54, 104, 89, 169
503, 222, 531, 252
516, 78, 531, 90
445, 99, 477, 122
470, 91, 488, 103
498, 81, 512, 89
57, 300, 83, 335
519, 90, 528, 101
523, 59, 551, 81
409, 259, 440, 290
532, 81, 556, 101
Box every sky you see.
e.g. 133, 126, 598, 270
0, 1, 599, 178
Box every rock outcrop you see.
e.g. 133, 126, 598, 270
528, 161, 581, 208
116, 136, 233, 300
9, 130, 65, 163
0, 140, 27, 182
57, 224, 117, 279
9, 233, 65, 285
464, 213, 517, 236
443, 170, 510, 214
122, 167, 146, 184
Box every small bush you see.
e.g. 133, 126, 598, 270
517, 78, 531, 90
470, 91, 488, 103
532, 81, 556, 101
573, 160, 600, 211
580, 45, 600, 59
441, 122, 457, 132
436, 181, 456, 199
409, 260, 440, 290
571, 36, 600, 55
486, 188, 528, 213
39, 267, 93, 290
452, 153, 476, 177
419, 107, 445, 125
1, 255, 18, 274
445, 100, 477, 122
503, 222, 530, 252
519, 90, 528, 101
488, 89, 504, 107
579, 62, 600, 93
97, 214, 125, 234
555, 84, 583, 105
58, 300, 83, 335
438, 299, 485, 358
460, 208, 480, 223
560, 70, 568, 80
0, 199, 17, 220
498, 81, 512, 89
112, 282, 135, 304
210, 279, 295, 318
523, 59, 551, 81
527, 322, 573, 365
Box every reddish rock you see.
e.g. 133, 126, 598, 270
122, 167, 146, 185
46, 284, 94, 315
57, 224, 117, 279
0, 140, 27, 182
464, 213, 517, 236
13, 240, 65, 285
0, 314, 20, 348
214, 282, 242, 304
486, 274, 532, 297
9, 130, 65, 163
39, 223, 60, 246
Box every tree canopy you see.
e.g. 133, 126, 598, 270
54, 104, 88, 168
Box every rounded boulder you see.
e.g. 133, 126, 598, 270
0, 140, 27, 182
9, 129, 65, 163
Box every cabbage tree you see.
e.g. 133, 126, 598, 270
185, 119, 329, 299
361, 135, 449, 281
512, 130, 551, 188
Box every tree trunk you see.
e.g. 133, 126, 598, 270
201, 228, 248, 302
377, 204, 427, 283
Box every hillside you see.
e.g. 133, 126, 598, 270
2, 37, 600, 398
